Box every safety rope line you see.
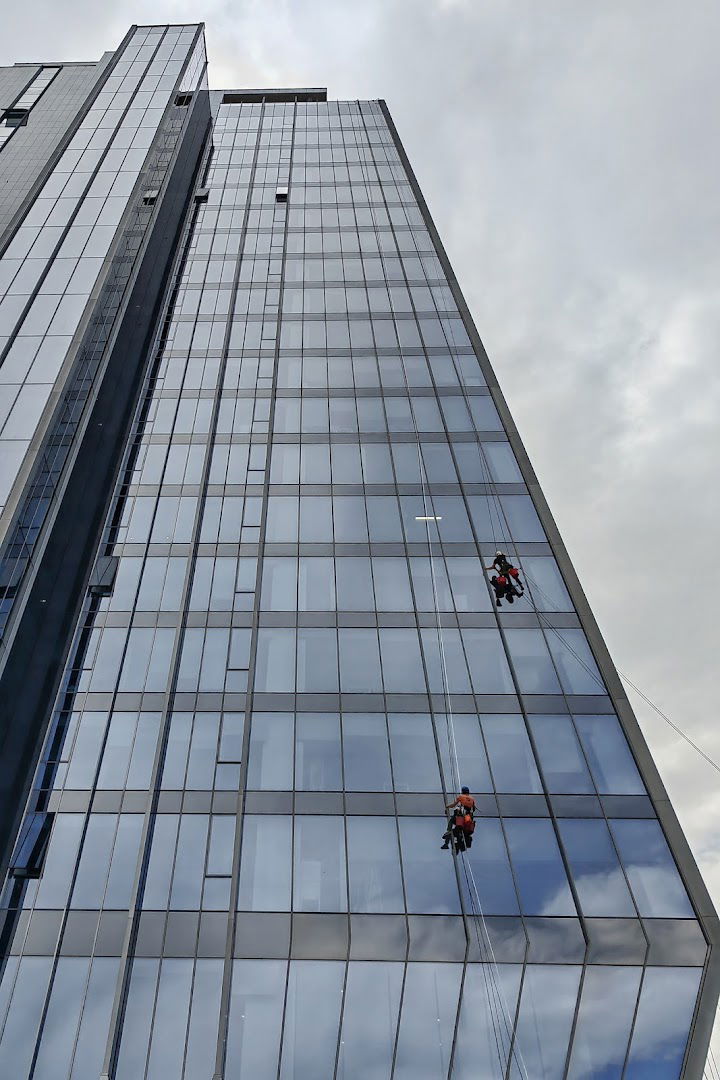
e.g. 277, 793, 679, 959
353, 127, 533, 1079
523, 569, 720, 780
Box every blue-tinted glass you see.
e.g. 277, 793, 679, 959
146, 958, 193, 1078
547, 629, 604, 694
558, 819, 635, 916
505, 629, 561, 694
254, 628, 295, 692
169, 814, 209, 908
528, 714, 595, 794
35, 813, 84, 908
511, 964, 581, 1080
247, 713, 294, 790
336, 962, 403, 1079
398, 819, 461, 913
69, 957, 120, 1080
504, 819, 576, 916
437, 713, 493, 794
226, 960, 286, 1080
279, 961, 344, 1079
335, 557, 374, 610
421, 627, 472, 694
452, 963, 522, 1078
342, 713, 393, 791
624, 967, 701, 1079
295, 713, 342, 790
388, 713, 441, 791
297, 627, 338, 692
346, 817, 404, 913
294, 815, 347, 911
339, 628, 383, 692
482, 715, 542, 794
371, 557, 413, 610
609, 820, 693, 917
378, 628, 426, 692
521, 555, 573, 611
298, 556, 335, 610
114, 959, 159, 1080
184, 960, 224, 1080
393, 962, 461, 1080
574, 715, 645, 795
567, 966, 641, 1080
238, 816, 292, 911
461, 629, 515, 693
464, 819, 520, 914
261, 557, 297, 610
142, 814, 179, 909
0, 957, 52, 1075
33, 957, 90, 1080
445, 557, 492, 612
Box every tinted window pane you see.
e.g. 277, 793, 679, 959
279, 961, 344, 1079
624, 967, 701, 1079
609, 820, 693, 917
238, 816, 292, 911
388, 713, 441, 792
528, 714, 595, 794
513, 964, 581, 1080
342, 713, 393, 791
295, 713, 342, 790
574, 715, 645, 795
145, 958, 193, 1078
558, 819, 635, 917
347, 817, 404, 913
226, 960, 286, 1080
452, 963, 522, 1079
393, 963, 461, 1080
464, 820, 520, 915
293, 815, 347, 912
398, 818, 461, 914
247, 713, 293, 790
504, 819, 576, 916
337, 962, 403, 1079
482, 715, 542, 794
437, 713, 493, 794
567, 966, 641, 1080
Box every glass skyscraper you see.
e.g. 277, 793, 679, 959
0, 23, 716, 1080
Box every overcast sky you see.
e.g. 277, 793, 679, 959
5, 0, 720, 1042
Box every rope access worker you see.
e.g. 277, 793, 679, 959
441, 787, 476, 849
486, 551, 524, 607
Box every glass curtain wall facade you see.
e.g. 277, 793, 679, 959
0, 28, 716, 1080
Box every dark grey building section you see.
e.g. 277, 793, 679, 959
0, 23, 715, 1080
0, 61, 107, 244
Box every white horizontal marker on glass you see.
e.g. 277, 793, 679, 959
415, 515, 442, 521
